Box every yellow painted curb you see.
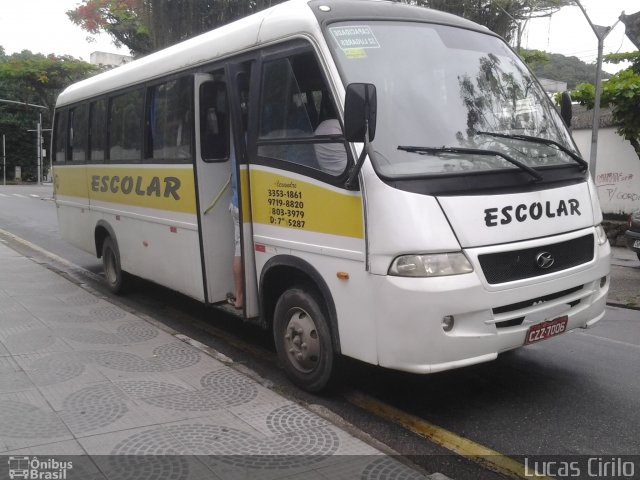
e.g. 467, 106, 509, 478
346, 391, 554, 480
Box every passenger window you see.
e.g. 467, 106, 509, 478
199, 81, 229, 161
109, 89, 143, 162
68, 104, 88, 162
53, 110, 67, 163
148, 78, 193, 161
90, 99, 107, 162
258, 51, 349, 177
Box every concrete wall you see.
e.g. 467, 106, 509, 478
572, 127, 640, 215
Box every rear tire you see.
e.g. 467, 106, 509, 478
273, 287, 335, 392
102, 237, 128, 294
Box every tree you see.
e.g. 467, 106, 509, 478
571, 52, 640, 159
0, 51, 100, 113
0, 50, 99, 180
67, 0, 152, 55
527, 50, 612, 90
67, 0, 283, 57
70, 0, 573, 57
410, 1, 572, 46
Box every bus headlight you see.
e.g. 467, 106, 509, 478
388, 252, 473, 277
595, 224, 608, 246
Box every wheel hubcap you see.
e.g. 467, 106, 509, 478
283, 308, 320, 373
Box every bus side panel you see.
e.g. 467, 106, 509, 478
249, 166, 377, 364
93, 208, 205, 301
255, 246, 378, 364
54, 165, 95, 254
85, 164, 206, 302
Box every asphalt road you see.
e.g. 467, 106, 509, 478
1, 183, 638, 480
0, 184, 101, 273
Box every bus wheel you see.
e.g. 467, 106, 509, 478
274, 287, 334, 392
102, 237, 127, 294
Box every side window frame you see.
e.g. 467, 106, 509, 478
89, 97, 108, 163
68, 103, 89, 163
108, 87, 145, 164
254, 41, 353, 186
53, 109, 68, 165
145, 75, 194, 164
199, 75, 230, 163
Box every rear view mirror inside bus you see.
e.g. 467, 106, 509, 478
344, 83, 377, 143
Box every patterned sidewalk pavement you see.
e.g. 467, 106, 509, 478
0, 242, 444, 480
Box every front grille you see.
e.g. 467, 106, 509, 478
479, 234, 594, 284
493, 285, 583, 316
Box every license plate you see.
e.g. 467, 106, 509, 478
633, 240, 640, 249
525, 315, 568, 345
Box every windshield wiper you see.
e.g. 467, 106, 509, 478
476, 131, 589, 171
397, 145, 543, 182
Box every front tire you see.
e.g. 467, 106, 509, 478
273, 287, 335, 392
102, 236, 128, 294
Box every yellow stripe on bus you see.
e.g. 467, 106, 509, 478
53, 166, 90, 198
249, 169, 364, 239
54, 166, 197, 214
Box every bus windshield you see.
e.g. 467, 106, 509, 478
326, 21, 579, 178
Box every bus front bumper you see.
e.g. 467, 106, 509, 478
370, 246, 610, 374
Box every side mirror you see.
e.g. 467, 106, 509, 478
344, 83, 377, 142
560, 91, 572, 128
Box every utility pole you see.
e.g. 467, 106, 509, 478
27, 114, 52, 185
2, 134, 5, 186
2, 98, 49, 184
574, 1, 622, 179
37, 114, 42, 186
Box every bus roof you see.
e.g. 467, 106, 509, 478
56, 0, 489, 108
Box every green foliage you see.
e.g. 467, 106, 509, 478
0, 51, 99, 180
520, 49, 549, 69
0, 52, 100, 112
601, 69, 640, 157
68, 0, 285, 56
604, 51, 640, 74
571, 83, 596, 109
570, 63, 640, 159
527, 51, 611, 90
67, 0, 153, 55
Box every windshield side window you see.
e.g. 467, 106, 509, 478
258, 50, 349, 177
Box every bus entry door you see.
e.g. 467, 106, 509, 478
194, 73, 236, 304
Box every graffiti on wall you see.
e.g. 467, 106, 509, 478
596, 171, 640, 213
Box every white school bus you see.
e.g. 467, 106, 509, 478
53, 0, 610, 391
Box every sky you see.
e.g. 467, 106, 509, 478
0, 0, 637, 71
0, 0, 127, 62
521, 0, 637, 74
